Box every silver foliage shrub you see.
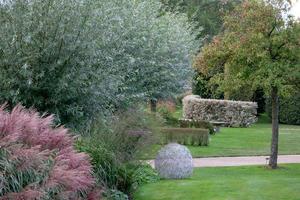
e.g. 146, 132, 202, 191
0, 0, 197, 129
155, 143, 193, 179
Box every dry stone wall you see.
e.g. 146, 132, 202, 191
182, 95, 258, 127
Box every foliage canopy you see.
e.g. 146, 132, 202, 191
0, 0, 197, 129
194, 0, 300, 97
161, 0, 241, 41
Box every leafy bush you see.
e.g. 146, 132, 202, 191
266, 92, 300, 125
157, 106, 178, 126
76, 109, 161, 198
192, 72, 223, 99
130, 164, 160, 188
0, 0, 98, 129
161, 128, 209, 146
106, 189, 129, 200
0, 0, 196, 129
0, 104, 100, 200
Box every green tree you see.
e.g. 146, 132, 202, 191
194, 0, 300, 169
0, 0, 196, 127
160, 0, 241, 41
161, 0, 242, 100
0, 0, 95, 128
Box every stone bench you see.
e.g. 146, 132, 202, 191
209, 121, 227, 133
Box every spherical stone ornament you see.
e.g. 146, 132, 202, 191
155, 143, 193, 179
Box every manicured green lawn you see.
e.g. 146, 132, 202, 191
134, 164, 300, 200
189, 122, 300, 157
143, 116, 300, 158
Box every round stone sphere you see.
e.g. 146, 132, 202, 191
154, 143, 193, 179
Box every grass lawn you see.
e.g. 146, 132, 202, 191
143, 115, 300, 158
134, 164, 300, 200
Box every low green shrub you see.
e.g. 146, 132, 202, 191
131, 164, 160, 189
161, 128, 209, 146
106, 189, 129, 200
157, 106, 179, 126
179, 119, 215, 134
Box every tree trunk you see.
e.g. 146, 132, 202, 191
224, 91, 230, 100
269, 86, 279, 169
150, 99, 157, 112
224, 64, 230, 100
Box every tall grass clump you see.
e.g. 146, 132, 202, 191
0, 104, 101, 199
76, 109, 161, 199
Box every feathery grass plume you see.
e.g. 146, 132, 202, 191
0, 104, 101, 200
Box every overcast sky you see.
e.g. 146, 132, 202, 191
290, 0, 300, 18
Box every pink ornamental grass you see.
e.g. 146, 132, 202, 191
0, 104, 101, 200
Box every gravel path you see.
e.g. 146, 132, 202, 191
147, 155, 300, 168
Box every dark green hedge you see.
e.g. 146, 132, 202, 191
179, 119, 215, 134
161, 128, 209, 146
266, 92, 300, 125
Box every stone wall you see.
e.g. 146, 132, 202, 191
182, 95, 258, 127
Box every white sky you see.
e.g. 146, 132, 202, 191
290, 0, 300, 18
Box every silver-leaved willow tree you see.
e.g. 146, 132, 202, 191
0, 0, 198, 129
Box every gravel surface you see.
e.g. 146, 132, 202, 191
147, 155, 300, 168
